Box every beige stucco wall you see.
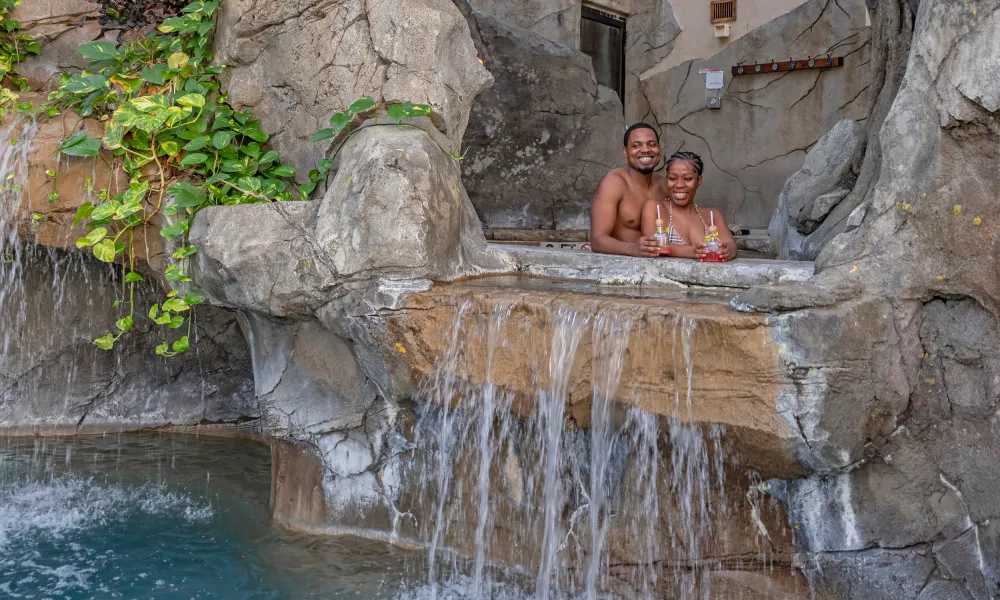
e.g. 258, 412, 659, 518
647, 0, 809, 76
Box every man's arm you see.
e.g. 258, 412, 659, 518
590, 174, 658, 257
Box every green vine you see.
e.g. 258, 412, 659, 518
0, 0, 40, 118
38, 0, 463, 357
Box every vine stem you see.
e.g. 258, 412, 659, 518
145, 135, 166, 224
221, 180, 270, 202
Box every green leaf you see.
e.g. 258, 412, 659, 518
272, 164, 295, 178
76, 227, 107, 249
115, 315, 133, 333
59, 130, 102, 157
155, 342, 169, 355
175, 93, 205, 108
184, 292, 204, 305
102, 119, 126, 150
140, 63, 169, 85
155, 314, 173, 326
93, 239, 118, 263
318, 159, 333, 172
73, 203, 94, 228
183, 136, 210, 152
167, 51, 190, 70
163, 298, 190, 312
349, 96, 376, 114
172, 245, 198, 259
159, 140, 180, 156
149, 304, 160, 320
258, 150, 279, 165
94, 334, 116, 351
244, 128, 268, 143
240, 142, 261, 158
77, 42, 118, 64
329, 111, 350, 134
171, 336, 190, 353
168, 314, 185, 329
179, 152, 208, 167
124, 271, 144, 283
160, 220, 189, 239
310, 128, 336, 143
63, 74, 109, 94
408, 103, 433, 117
212, 130, 235, 149
167, 182, 206, 208
387, 103, 407, 124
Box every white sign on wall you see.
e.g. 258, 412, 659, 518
699, 68, 724, 90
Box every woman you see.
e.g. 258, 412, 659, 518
640, 151, 737, 261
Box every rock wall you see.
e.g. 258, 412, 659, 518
638, 0, 871, 229
734, 0, 1000, 597
213, 0, 492, 185
461, 13, 625, 229
13, 0, 101, 91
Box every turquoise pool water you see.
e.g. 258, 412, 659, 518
0, 433, 519, 600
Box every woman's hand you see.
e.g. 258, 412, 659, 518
693, 242, 707, 260
630, 235, 661, 257
720, 241, 736, 261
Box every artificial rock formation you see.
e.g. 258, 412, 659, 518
735, 0, 1000, 597
461, 12, 625, 229
468, 0, 581, 47
639, 0, 870, 228
213, 0, 493, 185
13, 0, 101, 91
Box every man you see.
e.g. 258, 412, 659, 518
589, 123, 664, 257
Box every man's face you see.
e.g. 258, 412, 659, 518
623, 128, 660, 174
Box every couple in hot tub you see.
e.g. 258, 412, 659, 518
589, 122, 737, 261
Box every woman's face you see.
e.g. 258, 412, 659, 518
666, 160, 701, 206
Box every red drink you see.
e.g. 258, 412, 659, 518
701, 251, 724, 262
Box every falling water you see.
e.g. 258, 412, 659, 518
584, 311, 633, 599
471, 302, 513, 597
535, 308, 591, 600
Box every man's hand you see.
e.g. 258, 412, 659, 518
630, 235, 661, 257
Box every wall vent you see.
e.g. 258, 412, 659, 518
710, 0, 737, 23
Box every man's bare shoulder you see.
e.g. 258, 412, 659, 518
599, 168, 631, 186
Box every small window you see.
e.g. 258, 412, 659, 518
710, 0, 737, 23
580, 6, 626, 107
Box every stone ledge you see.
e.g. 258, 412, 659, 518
487, 244, 814, 289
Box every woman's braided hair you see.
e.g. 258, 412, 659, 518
665, 151, 704, 176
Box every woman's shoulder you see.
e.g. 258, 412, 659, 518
696, 205, 725, 221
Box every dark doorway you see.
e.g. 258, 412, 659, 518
580, 6, 626, 107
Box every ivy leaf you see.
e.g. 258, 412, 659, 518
141, 63, 169, 85
76, 41, 118, 65
179, 152, 208, 167
329, 111, 350, 135
240, 142, 261, 158
63, 74, 109, 94
272, 164, 295, 178
172, 245, 198, 259
184, 292, 204, 305
160, 219, 190, 239
124, 271, 144, 283
59, 130, 102, 157
168, 315, 185, 329
149, 304, 160, 320
258, 150, 278, 165
76, 227, 107, 249
115, 315, 133, 333
175, 93, 205, 109
183, 136, 209, 152
155, 342, 169, 355
408, 103, 433, 117
167, 182, 207, 209
94, 334, 116, 351
167, 51, 190, 70
159, 140, 180, 156
172, 336, 191, 353
310, 128, 335, 143
387, 103, 407, 124
349, 96, 376, 114
73, 202, 94, 228
163, 298, 190, 312
212, 130, 235, 149
102, 119, 126, 150
93, 239, 118, 263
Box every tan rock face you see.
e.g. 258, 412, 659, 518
373, 278, 805, 479
5, 103, 165, 270
12, 0, 102, 90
